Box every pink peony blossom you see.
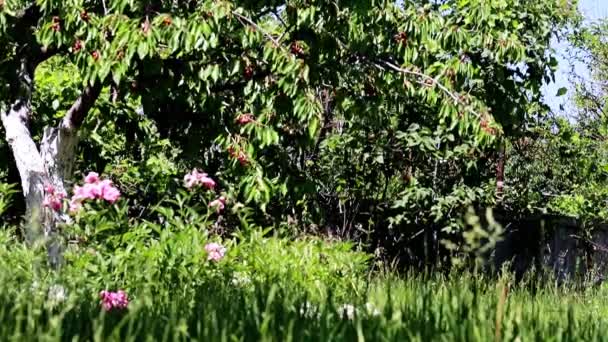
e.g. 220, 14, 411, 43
69, 201, 82, 213
69, 173, 121, 213
99, 290, 129, 311
44, 184, 55, 194
184, 169, 216, 189
84, 172, 99, 184
199, 175, 216, 189
209, 196, 226, 213
73, 184, 96, 201
43, 184, 66, 212
43, 195, 62, 211
205, 242, 226, 262
98, 180, 121, 203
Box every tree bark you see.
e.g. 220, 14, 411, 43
0, 99, 46, 241
1, 77, 101, 267
496, 139, 506, 199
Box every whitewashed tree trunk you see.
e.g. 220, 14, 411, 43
40, 126, 80, 267
1, 104, 73, 267
1, 61, 101, 267
0, 101, 46, 240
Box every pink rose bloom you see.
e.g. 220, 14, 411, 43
87, 183, 103, 198
209, 196, 226, 213
205, 242, 226, 262
84, 172, 99, 184
100, 290, 129, 311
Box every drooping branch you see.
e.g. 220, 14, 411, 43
61, 83, 102, 132
40, 82, 103, 192
372, 59, 483, 119
227, 13, 484, 121
232, 11, 281, 48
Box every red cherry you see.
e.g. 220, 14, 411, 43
290, 41, 303, 56
236, 113, 254, 125
80, 11, 90, 21
227, 146, 236, 157
393, 32, 407, 44
163, 17, 172, 26
51, 16, 61, 32
73, 40, 83, 53
243, 64, 254, 79
91, 50, 100, 61
237, 152, 249, 166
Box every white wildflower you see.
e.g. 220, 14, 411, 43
48, 284, 67, 303
299, 301, 320, 319
365, 302, 381, 316
339, 303, 356, 320
230, 272, 251, 287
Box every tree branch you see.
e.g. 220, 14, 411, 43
232, 11, 281, 48
61, 83, 103, 132
373, 59, 482, 119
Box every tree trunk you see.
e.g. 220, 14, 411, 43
0, 104, 77, 267
1, 81, 100, 268
40, 126, 80, 267
1, 101, 47, 240
496, 139, 506, 199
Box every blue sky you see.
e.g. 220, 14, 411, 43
543, 0, 608, 113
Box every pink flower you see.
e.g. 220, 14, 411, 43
98, 180, 121, 203
43, 185, 66, 212
69, 200, 82, 213
84, 172, 99, 184
184, 169, 216, 189
99, 290, 129, 311
199, 175, 216, 189
69, 173, 121, 213
205, 242, 226, 262
73, 185, 96, 201
209, 196, 226, 213
44, 184, 55, 194
43, 195, 62, 211
184, 172, 195, 188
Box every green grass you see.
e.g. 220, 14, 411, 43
1, 225, 607, 341
2, 272, 608, 341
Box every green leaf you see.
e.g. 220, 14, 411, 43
308, 116, 319, 140
137, 41, 149, 59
